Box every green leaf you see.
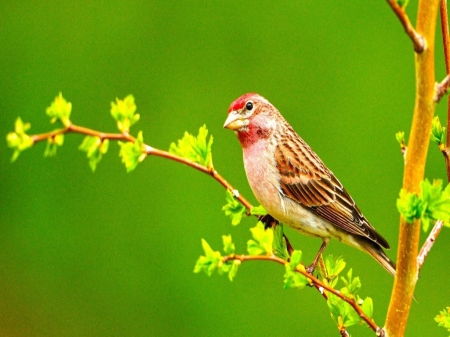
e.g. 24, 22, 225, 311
340, 268, 361, 296
6, 117, 34, 162
227, 260, 240, 282
272, 223, 290, 260
222, 189, 246, 226
289, 250, 303, 271
282, 250, 308, 289
110, 95, 139, 133
431, 116, 445, 148
395, 131, 405, 146
247, 222, 273, 256
435, 307, 450, 333
46, 92, 72, 126
420, 179, 450, 231
319, 254, 346, 288
44, 134, 65, 157
327, 293, 360, 328
283, 265, 308, 290
222, 234, 235, 255
361, 297, 373, 319
79, 136, 110, 172
169, 124, 213, 168
397, 188, 423, 224
194, 239, 223, 277
118, 131, 146, 172
250, 205, 268, 216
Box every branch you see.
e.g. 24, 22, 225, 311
417, 220, 444, 271
385, 1, 440, 335
435, 74, 450, 102
29, 122, 255, 211
386, 0, 425, 52
223, 254, 385, 336
441, 0, 450, 182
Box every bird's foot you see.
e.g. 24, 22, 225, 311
259, 214, 277, 230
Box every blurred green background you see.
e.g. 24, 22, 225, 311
1, 1, 449, 336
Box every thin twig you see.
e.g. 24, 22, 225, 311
434, 74, 450, 102
223, 254, 384, 335
386, 0, 425, 52
417, 220, 444, 271
30, 123, 254, 211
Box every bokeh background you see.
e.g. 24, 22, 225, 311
1, 1, 449, 336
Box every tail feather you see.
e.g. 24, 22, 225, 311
361, 242, 396, 277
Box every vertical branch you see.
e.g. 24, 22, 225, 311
385, 1, 440, 336
441, 0, 450, 181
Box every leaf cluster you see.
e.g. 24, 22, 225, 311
431, 116, 446, 151
247, 221, 273, 256
46, 92, 72, 126
435, 307, 450, 334
119, 131, 146, 172
110, 95, 139, 133
222, 189, 247, 226
79, 136, 110, 172
397, 179, 450, 231
169, 124, 213, 168
194, 236, 240, 281
6, 117, 34, 162
321, 255, 374, 331
283, 250, 308, 289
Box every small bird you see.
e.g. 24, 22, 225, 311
224, 93, 396, 276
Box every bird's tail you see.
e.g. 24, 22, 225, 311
361, 241, 396, 277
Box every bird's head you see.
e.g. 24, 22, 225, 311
224, 93, 277, 147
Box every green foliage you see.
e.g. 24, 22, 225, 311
431, 116, 445, 149
118, 131, 146, 172
397, 179, 450, 231
272, 223, 290, 260
194, 239, 223, 277
396, 0, 409, 8
6, 117, 34, 162
222, 189, 246, 226
435, 307, 450, 334
321, 256, 373, 331
396, 131, 405, 146
420, 180, 450, 231
110, 95, 139, 133
46, 92, 72, 127
44, 134, 64, 157
79, 136, 110, 172
283, 250, 308, 289
169, 124, 213, 168
319, 254, 346, 288
194, 236, 240, 281
250, 205, 268, 216
222, 234, 235, 255
397, 189, 422, 223
247, 222, 273, 256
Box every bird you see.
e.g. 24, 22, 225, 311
223, 93, 396, 276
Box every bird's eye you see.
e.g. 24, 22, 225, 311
245, 101, 253, 110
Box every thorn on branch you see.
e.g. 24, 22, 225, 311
435, 74, 450, 102
386, 0, 426, 53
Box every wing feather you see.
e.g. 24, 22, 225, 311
274, 131, 389, 249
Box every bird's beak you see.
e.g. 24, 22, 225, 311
223, 111, 245, 130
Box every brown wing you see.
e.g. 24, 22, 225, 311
274, 130, 389, 249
